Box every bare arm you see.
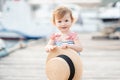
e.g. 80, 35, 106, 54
68, 38, 83, 52
45, 39, 56, 52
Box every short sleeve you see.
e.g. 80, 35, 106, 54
50, 33, 56, 40
50, 33, 61, 40
74, 34, 79, 40
67, 32, 78, 40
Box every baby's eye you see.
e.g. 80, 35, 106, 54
58, 21, 61, 23
65, 19, 69, 22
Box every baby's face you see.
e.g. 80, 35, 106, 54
55, 13, 73, 33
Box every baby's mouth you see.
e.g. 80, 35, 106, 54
61, 27, 67, 29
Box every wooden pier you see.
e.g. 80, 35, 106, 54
0, 33, 120, 80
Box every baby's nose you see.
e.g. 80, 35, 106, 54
61, 22, 66, 26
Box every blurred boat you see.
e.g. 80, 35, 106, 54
98, 1, 120, 22
0, 38, 8, 57
0, 38, 27, 58
0, 0, 53, 40
0, 29, 44, 40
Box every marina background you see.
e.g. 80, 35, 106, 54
0, 0, 120, 80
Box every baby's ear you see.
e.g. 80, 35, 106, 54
51, 18, 56, 25
51, 21, 55, 25
52, 22, 56, 26
72, 17, 77, 24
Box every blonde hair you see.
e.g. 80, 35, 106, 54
52, 6, 74, 25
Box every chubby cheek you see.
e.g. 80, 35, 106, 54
55, 23, 60, 27
67, 22, 72, 26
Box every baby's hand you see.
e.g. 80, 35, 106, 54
60, 44, 69, 49
45, 45, 56, 52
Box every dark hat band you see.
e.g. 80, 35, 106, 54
57, 54, 75, 80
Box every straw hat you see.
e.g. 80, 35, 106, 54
46, 47, 83, 80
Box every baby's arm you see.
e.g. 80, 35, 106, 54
68, 39, 83, 52
45, 39, 56, 52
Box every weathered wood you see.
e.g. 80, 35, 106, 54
0, 33, 120, 80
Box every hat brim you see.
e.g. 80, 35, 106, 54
46, 47, 83, 80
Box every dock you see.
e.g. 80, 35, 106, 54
0, 33, 120, 80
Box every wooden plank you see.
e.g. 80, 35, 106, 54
0, 33, 120, 80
